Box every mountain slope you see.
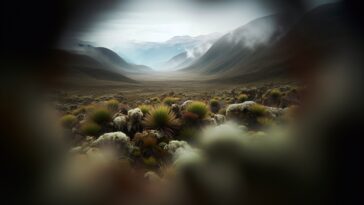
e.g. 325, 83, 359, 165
51, 50, 137, 84
181, 3, 346, 83
113, 33, 221, 68
213, 3, 347, 82
75, 45, 153, 74
181, 14, 296, 75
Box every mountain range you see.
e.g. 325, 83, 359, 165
113, 33, 221, 69
179, 2, 345, 83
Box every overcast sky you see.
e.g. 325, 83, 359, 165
62, 0, 339, 47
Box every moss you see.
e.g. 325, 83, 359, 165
60, 114, 77, 129
186, 101, 208, 119
80, 122, 101, 136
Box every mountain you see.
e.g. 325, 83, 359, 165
161, 41, 215, 70
50, 49, 137, 85
181, 3, 345, 83
181, 14, 296, 74
74, 45, 153, 74
113, 33, 221, 68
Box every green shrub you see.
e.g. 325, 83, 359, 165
80, 122, 101, 136
90, 108, 112, 124
178, 127, 199, 141
210, 99, 220, 107
186, 101, 208, 119
138, 104, 152, 115
248, 103, 268, 117
238, 94, 248, 102
270, 88, 282, 98
60, 114, 77, 129
209, 99, 220, 113
163, 97, 179, 106
143, 105, 179, 136
150, 97, 161, 103
106, 99, 119, 111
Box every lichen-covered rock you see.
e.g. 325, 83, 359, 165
164, 140, 199, 165
127, 108, 143, 133
113, 115, 128, 130
226, 101, 256, 119
181, 100, 193, 111
92, 132, 131, 152
214, 114, 226, 125
144, 171, 162, 182
226, 101, 281, 127
202, 117, 217, 126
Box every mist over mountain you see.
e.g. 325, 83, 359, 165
113, 33, 221, 69
181, 14, 297, 75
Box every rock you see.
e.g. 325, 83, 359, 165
214, 114, 226, 125
113, 115, 128, 130
144, 171, 162, 183
92, 132, 131, 152
226, 101, 281, 127
202, 117, 217, 126
69, 146, 82, 154
181, 100, 193, 111
164, 140, 191, 155
171, 103, 181, 117
127, 108, 143, 133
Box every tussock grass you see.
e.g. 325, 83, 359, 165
80, 122, 101, 136
60, 114, 77, 129
186, 101, 208, 119
90, 108, 112, 124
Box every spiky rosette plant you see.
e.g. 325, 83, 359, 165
143, 105, 180, 137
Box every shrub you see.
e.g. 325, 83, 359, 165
138, 104, 152, 115
210, 99, 220, 107
186, 101, 208, 119
269, 88, 282, 98
209, 99, 220, 113
248, 103, 268, 117
90, 108, 112, 124
143, 105, 180, 137
80, 122, 101, 136
238, 94, 248, 103
150, 97, 161, 103
178, 127, 199, 142
163, 97, 179, 106
60, 114, 77, 129
106, 99, 119, 111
